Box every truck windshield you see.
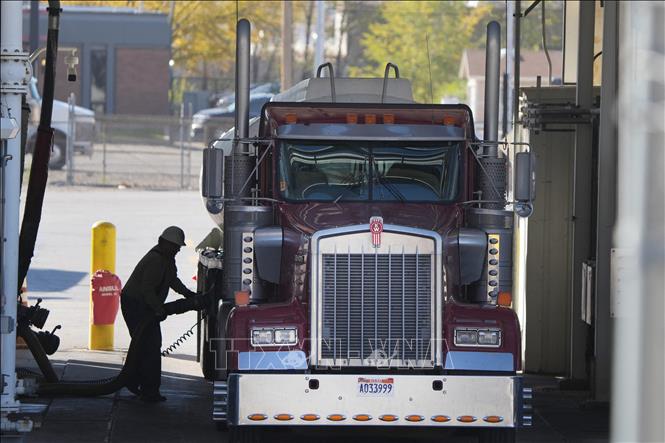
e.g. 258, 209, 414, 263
278, 141, 460, 202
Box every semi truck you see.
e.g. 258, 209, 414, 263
197, 19, 535, 443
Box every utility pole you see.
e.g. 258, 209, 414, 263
313, 0, 325, 72
280, 1, 293, 91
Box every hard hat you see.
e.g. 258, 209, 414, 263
159, 226, 186, 246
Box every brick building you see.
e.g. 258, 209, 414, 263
23, 5, 171, 115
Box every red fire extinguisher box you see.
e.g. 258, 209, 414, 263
91, 270, 121, 325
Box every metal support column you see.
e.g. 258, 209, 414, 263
313, 0, 325, 72
569, 0, 595, 382
612, 2, 664, 441
593, 0, 618, 402
1, 0, 31, 434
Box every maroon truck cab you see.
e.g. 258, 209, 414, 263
199, 18, 534, 443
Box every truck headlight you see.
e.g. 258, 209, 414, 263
454, 327, 501, 347
274, 328, 298, 345
251, 327, 298, 346
477, 329, 501, 346
454, 328, 478, 346
251, 328, 273, 346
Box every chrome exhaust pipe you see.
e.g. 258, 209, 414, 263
483, 20, 501, 156
234, 18, 250, 147
225, 18, 253, 201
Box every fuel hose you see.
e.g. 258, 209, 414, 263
35, 294, 211, 396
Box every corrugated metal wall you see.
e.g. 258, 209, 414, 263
521, 87, 576, 375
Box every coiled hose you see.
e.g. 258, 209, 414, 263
161, 315, 205, 357
34, 294, 210, 396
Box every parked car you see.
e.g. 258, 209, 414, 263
213, 82, 279, 108
25, 77, 96, 170
190, 92, 273, 141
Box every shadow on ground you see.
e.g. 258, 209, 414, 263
27, 269, 88, 292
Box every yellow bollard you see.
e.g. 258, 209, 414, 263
89, 221, 116, 350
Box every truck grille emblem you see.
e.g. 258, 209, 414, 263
369, 216, 384, 248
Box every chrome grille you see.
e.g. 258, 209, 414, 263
320, 251, 433, 367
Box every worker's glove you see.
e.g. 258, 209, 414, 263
154, 307, 167, 322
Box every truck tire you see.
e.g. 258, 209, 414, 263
48, 137, 66, 170
229, 426, 263, 443
478, 428, 516, 443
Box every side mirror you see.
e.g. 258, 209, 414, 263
201, 148, 224, 198
514, 151, 536, 217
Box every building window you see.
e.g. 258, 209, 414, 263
90, 47, 107, 113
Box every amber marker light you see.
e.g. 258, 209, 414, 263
457, 415, 477, 423
327, 414, 346, 422
300, 414, 320, 421
443, 115, 457, 126
431, 415, 451, 423
498, 291, 512, 307
274, 414, 293, 421
483, 416, 504, 423
405, 415, 425, 422
353, 414, 372, 422
383, 114, 395, 124
379, 414, 398, 422
247, 413, 268, 421
235, 290, 250, 306
346, 113, 358, 124
285, 113, 297, 124
364, 114, 377, 124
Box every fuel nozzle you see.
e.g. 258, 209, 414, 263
17, 298, 50, 329
163, 291, 216, 317
36, 325, 62, 355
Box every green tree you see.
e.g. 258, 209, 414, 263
468, 1, 564, 51
349, 1, 490, 102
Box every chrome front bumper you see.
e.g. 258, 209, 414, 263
216, 374, 531, 427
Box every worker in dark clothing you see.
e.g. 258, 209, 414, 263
121, 226, 197, 402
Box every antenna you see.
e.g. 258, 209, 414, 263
425, 34, 435, 124
426, 34, 434, 105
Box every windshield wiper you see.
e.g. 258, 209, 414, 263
333, 170, 368, 203
373, 165, 406, 202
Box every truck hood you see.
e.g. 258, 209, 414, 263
49, 99, 95, 123
278, 202, 462, 237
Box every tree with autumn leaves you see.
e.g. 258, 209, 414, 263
57, 0, 562, 104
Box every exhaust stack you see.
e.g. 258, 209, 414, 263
468, 20, 512, 305
483, 21, 501, 156
226, 18, 253, 201
221, 19, 273, 304
477, 20, 506, 209
234, 19, 250, 149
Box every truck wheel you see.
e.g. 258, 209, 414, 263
48, 139, 66, 170
229, 426, 263, 443
478, 428, 516, 443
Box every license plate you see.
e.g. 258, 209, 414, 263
357, 377, 394, 397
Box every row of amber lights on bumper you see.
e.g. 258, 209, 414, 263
247, 414, 503, 423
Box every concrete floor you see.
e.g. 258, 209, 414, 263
12, 188, 609, 442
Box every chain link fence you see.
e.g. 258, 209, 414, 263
34, 97, 234, 190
